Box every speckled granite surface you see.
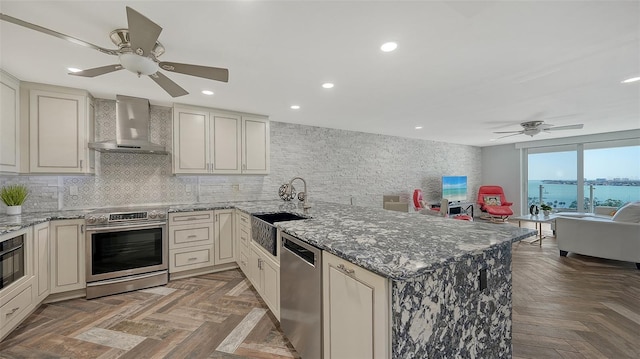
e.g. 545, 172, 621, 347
1, 200, 535, 281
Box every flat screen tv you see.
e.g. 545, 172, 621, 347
442, 176, 467, 202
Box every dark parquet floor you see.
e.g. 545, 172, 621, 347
1, 221, 638, 358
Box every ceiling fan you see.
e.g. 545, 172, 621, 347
493, 114, 584, 139
0, 7, 229, 97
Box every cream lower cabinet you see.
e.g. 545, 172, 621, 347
323, 251, 390, 359
214, 209, 235, 265
0, 70, 20, 173
26, 83, 95, 174
49, 219, 85, 294
248, 242, 280, 319
169, 211, 215, 273
235, 210, 251, 276
33, 222, 50, 303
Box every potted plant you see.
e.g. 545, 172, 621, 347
540, 203, 552, 216
1, 184, 29, 215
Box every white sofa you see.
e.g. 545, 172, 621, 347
555, 203, 640, 269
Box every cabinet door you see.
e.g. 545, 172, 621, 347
211, 113, 241, 174
33, 222, 50, 303
173, 107, 208, 174
50, 220, 85, 294
261, 254, 280, 320
248, 245, 262, 291
242, 117, 270, 174
323, 252, 390, 359
0, 71, 20, 173
29, 90, 86, 173
214, 209, 235, 264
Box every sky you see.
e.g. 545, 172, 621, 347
528, 146, 640, 180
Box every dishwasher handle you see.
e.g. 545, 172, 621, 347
283, 236, 318, 267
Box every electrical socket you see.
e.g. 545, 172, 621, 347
232, 184, 240, 192
69, 185, 78, 196
185, 184, 191, 193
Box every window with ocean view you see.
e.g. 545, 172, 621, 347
528, 149, 577, 211
526, 141, 640, 213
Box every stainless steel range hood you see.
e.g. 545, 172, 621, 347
88, 95, 169, 155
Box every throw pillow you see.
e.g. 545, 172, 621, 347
611, 201, 640, 223
483, 195, 501, 206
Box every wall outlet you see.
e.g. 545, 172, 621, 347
232, 184, 240, 192
69, 185, 78, 196
185, 184, 191, 193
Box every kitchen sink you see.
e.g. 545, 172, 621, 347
253, 212, 308, 224
252, 212, 308, 256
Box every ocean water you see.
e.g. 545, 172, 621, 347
528, 180, 640, 208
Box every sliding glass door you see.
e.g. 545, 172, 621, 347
527, 146, 578, 211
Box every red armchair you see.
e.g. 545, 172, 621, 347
477, 185, 513, 222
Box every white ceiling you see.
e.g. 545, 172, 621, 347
1, 1, 638, 147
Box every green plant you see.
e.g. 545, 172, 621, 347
540, 203, 552, 211
0, 184, 29, 206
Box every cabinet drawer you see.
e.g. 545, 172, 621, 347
238, 249, 249, 276
169, 211, 214, 225
1, 284, 33, 330
238, 226, 250, 249
238, 212, 251, 229
170, 226, 213, 248
169, 246, 214, 273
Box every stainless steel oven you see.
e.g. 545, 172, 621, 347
85, 207, 168, 299
1, 234, 24, 290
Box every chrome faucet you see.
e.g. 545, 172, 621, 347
286, 176, 311, 213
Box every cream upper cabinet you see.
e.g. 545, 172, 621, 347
26, 83, 94, 174
323, 251, 390, 359
0, 70, 20, 173
242, 117, 270, 174
49, 219, 85, 294
173, 104, 268, 175
214, 209, 235, 265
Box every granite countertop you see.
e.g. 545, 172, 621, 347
1, 200, 536, 280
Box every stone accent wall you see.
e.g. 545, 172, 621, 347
1, 99, 481, 212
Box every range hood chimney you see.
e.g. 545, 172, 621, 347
88, 95, 169, 155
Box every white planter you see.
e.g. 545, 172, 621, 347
543, 210, 550, 216
6, 205, 21, 215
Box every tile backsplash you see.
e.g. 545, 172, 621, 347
1, 99, 481, 212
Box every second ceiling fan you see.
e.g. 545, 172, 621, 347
0, 7, 229, 97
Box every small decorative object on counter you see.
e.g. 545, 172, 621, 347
279, 184, 296, 201
529, 204, 539, 216
1, 184, 29, 215
540, 203, 552, 216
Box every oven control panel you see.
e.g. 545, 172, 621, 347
85, 209, 167, 225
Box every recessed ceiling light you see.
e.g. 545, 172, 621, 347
381, 42, 398, 52
621, 76, 640, 83
415, 126, 423, 130
290, 105, 300, 110
322, 83, 334, 89
67, 67, 82, 73
201, 90, 214, 95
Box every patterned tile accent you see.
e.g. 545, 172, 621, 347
1, 99, 481, 212
74, 327, 146, 350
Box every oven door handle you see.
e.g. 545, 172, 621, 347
86, 222, 166, 232
0, 244, 23, 257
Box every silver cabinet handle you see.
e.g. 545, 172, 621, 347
80, 224, 84, 234
337, 264, 355, 275
188, 257, 198, 261
187, 234, 197, 238
80, 160, 83, 170
6, 307, 19, 316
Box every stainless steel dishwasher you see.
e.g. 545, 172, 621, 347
280, 232, 322, 359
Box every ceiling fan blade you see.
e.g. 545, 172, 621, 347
149, 72, 188, 97
126, 7, 162, 57
493, 130, 524, 134
159, 62, 229, 82
545, 124, 584, 131
495, 133, 523, 140
0, 13, 117, 55
69, 64, 123, 77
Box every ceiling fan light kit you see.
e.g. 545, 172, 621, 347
0, 6, 229, 97
493, 119, 584, 139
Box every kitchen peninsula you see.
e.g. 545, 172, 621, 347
0, 200, 535, 357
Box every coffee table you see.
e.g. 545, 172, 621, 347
512, 214, 559, 246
